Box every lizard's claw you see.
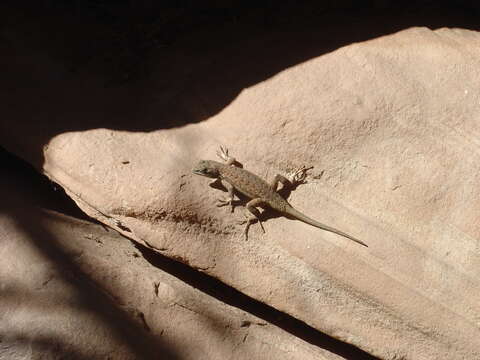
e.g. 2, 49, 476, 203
216, 197, 234, 212
216, 145, 230, 162
289, 165, 313, 185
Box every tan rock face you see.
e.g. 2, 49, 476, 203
0, 158, 340, 360
2, 9, 480, 359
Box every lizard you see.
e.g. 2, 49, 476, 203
192, 146, 367, 247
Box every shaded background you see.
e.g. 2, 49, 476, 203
1, 0, 479, 164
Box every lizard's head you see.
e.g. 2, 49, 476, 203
192, 160, 220, 178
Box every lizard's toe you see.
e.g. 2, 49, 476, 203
290, 165, 313, 184
216, 145, 230, 161
216, 197, 235, 212
216, 197, 230, 206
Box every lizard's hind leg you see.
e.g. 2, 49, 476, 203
239, 198, 265, 240
270, 174, 292, 192
270, 166, 313, 191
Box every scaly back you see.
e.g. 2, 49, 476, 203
217, 163, 288, 212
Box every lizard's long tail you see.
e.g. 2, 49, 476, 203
285, 206, 368, 247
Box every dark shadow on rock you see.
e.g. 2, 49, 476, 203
136, 242, 379, 360
0, 146, 93, 220
1, 1, 479, 166
0, 149, 182, 360
0, 332, 104, 360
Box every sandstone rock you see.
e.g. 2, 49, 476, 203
0, 158, 340, 360
1, 7, 480, 359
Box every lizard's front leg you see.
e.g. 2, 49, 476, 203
216, 145, 237, 166
216, 181, 236, 213
270, 165, 313, 191
240, 198, 266, 240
